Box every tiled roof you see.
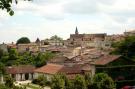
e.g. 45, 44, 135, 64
60, 64, 91, 74
60, 66, 81, 74
6, 65, 35, 74
34, 63, 64, 74
95, 55, 121, 65
35, 63, 91, 76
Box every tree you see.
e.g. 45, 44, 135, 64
84, 73, 92, 88
34, 52, 54, 67
15, 52, 34, 65
8, 48, 18, 60
4, 75, 14, 88
0, 0, 32, 16
0, 84, 8, 89
100, 77, 116, 89
59, 73, 73, 89
44, 52, 54, 61
34, 75, 47, 88
50, 35, 63, 41
16, 37, 30, 44
0, 62, 5, 77
51, 74, 65, 89
34, 53, 47, 67
92, 73, 116, 89
112, 36, 135, 61
0, 48, 4, 59
73, 75, 87, 89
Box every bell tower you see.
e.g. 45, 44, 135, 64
75, 26, 79, 35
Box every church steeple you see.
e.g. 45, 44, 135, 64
75, 26, 79, 34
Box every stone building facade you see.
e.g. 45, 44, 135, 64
6, 65, 35, 81
17, 43, 39, 53
0, 43, 8, 53
65, 27, 111, 48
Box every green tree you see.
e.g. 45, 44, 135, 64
4, 75, 14, 88
8, 48, 18, 60
0, 48, 4, 59
0, 62, 5, 76
34, 53, 47, 67
16, 37, 30, 44
15, 52, 34, 65
32, 75, 48, 87
84, 73, 92, 88
44, 52, 54, 61
0, 84, 8, 89
59, 73, 73, 89
112, 36, 135, 61
50, 35, 63, 41
51, 74, 65, 89
100, 77, 116, 89
0, 0, 32, 16
34, 52, 54, 67
92, 73, 116, 89
73, 75, 87, 89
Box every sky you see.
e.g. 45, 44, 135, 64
1, 0, 135, 43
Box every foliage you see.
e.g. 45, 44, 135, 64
0, 0, 32, 16
73, 75, 87, 89
16, 52, 34, 65
0, 48, 4, 59
112, 36, 135, 62
59, 73, 73, 89
92, 73, 116, 89
51, 74, 65, 89
8, 48, 18, 60
0, 83, 26, 89
47, 73, 115, 89
34, 52, 54, 67
0, 83, 8, 89
0, 49, 54, 66
84, 73, 92, 88
0, 0, 15, 16
16, 37, 30, 44
50, 35, 63, 41
4, 75, 14, 88
0, 62, 5, 76
34, 53, 47, 67
32, 75, 47, 88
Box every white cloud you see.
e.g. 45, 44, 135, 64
1, 0, 135, 43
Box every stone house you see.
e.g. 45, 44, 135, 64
94, 55, 122, 80
34, 63, 64, 81
124, 29, 135, 36
6, 65, 35, 81
41, 39, 63, 46
66, 27, 111, 48
34, 63, 93, 80
17, 43, 39, 53
0, 43, 8, 53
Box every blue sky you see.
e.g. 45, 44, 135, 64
0, 0, 135, 43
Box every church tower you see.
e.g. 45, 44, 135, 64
75, 26, 79, 35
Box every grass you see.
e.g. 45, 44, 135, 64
22, 83, 42, 89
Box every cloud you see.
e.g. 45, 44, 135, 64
1, 0, 135, 43
11, 0, 66, 20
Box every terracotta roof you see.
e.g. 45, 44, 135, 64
34, 63, 64, 74
35, 63, 92, 76
60, 66, 81, 74
60, 64, 91, 79
60, 64, 91, 74
95, 55, 121, 65
6, 65, 35, 74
